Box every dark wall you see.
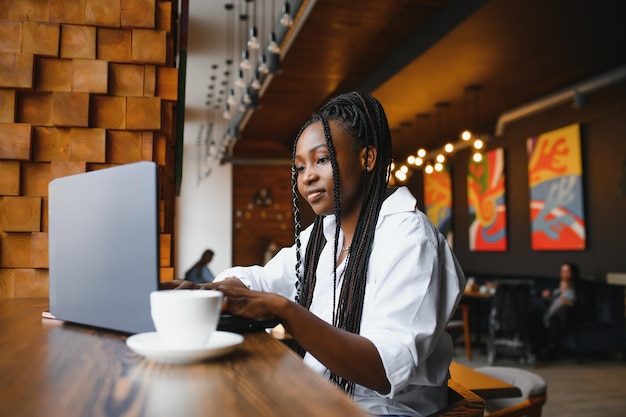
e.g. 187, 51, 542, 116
410, 79, 626, 282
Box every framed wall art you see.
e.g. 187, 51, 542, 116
467, 147, 508, 251
527, 123, 586, 250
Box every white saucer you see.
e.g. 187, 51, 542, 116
126, 331, 244, 364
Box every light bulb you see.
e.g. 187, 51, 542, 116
414, 157, 423, 166
267, 32, 280, 54
444, 143, 454, 153
434, 162, 443, 172
395, 170, 407, 182
473, 139, 484, 150
436, 153, 445, 163
227, 88, 236, 106
239, 49, 250, 72
235, 69, 245, 89
472, 152, 483, 162
258, 54, 269, 74
461, 130, 472, 141
280, 2, 293, 27
247, 26, 260, 50
400, 165, 408, 174
222, 104, 232, 120
407, 155, 415, 164
417, 148, 426, 158
424, 164, 434, 174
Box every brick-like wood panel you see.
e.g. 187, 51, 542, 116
0, 0, 180, 298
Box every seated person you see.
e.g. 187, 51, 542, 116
184, 249, 216, 283
164, 92, 466, 417
534, 262, 580, 358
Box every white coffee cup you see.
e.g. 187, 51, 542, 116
150, 290, 223, 348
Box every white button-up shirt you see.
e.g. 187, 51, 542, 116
215, 187, 466, 416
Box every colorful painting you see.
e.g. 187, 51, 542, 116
467, 148, 508, 251
527, 124, 585, 250
424, 167, 453, 246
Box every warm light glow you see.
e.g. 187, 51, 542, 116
424, 164, 434, 174
395, 170, 407, 182
414, 157, 424, 166
400, 165, 408, 174
461, 130, 472, 141
434, 162, 443, 171
444, 143, 454, 153
436, 153, 445, 163
417, 148, 426, 158
473, 138, 484, 150
472, 152, 483, 162
407, 155, 415, 164
390, 162, 396, 171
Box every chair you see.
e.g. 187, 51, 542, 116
474, 366, 547, 417
428, 379, 485, 417
447, 303, 472, 360
487, 283, 534, 365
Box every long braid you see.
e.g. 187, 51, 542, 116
291, 92, 393, 395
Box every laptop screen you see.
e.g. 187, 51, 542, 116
48, 162, 159, 334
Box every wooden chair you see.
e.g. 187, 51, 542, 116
447, 303, 472, 360
428, 379, 485, 417
474, 366, 547, 417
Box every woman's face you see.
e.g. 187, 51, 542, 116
560, 264, 572, 281
293, 121, 371, 217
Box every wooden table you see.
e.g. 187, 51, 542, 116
0, 298, 368, 417
450, 361, 522, 400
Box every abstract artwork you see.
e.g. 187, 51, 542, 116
527, 123, 586, 250
467, 147, 508, 251
424, 167, 453, 246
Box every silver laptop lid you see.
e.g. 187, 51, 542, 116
49, 161, 159, 334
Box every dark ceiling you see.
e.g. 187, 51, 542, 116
231, 0, 626, 163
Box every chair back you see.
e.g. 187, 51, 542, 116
428, 379, 485, 417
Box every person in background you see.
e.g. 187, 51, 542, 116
184, 249, 215, 283
536, 261, 580, 359
165, 92, 466, 417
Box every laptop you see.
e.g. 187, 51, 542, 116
48, 162, 280, 335
48, 162, 160, 334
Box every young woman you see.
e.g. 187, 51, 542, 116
169, 92, 466, 416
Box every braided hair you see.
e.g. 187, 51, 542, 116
290, 92, 393, 395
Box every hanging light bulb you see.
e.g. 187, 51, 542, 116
239, 49, 251, 72
251, 70, 262, 90
247, 26, 260, 50
417, 148, 426, 158
222, 103, 232, 120
424, 163, 434, 174
226, 88, 236, 106
280, 1, 293, 27
434, 162, 444, 172
472, 152, 483, 163
461, 129, 472, 141
436, 153, 445, 163
258, 53, 269, 74
267, 31, 280, 54
243, 90, 252, 104
407, 155, 415, 164
414, 157, 424, 167
235, 69, 245, 89
444, 143, 454, 153
473, 138, 484, 150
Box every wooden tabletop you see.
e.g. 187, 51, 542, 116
0, 298, 368, 417
450, 361, 522, 400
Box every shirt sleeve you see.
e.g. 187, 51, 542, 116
359, 209, 465, 396
213, 226, 314, 300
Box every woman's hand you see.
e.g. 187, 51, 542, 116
216, 285, 286, 319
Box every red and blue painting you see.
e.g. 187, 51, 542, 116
527, 123, 586, 250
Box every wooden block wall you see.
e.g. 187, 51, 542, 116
0, 0, 179, 298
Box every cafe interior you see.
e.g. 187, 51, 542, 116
0, 0, 625, 416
